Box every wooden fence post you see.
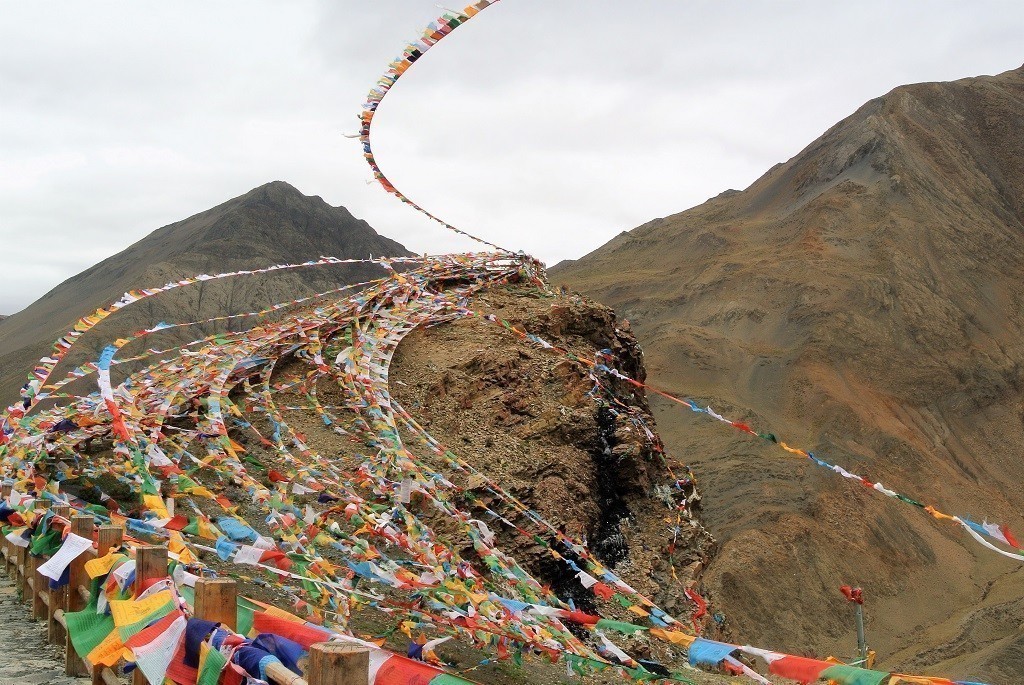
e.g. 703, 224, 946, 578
96, 525, 123, 558
17, 539, 29, 598
48, 504, 71, 645
31, 548, 47, 619
132, 545, 169, 685
26, 499, 49, 615
307, 643, 369, 685
65, 514, 95, 676
194, 577, 238, 631
90, 525, 124, 685
133, 545, 168, 595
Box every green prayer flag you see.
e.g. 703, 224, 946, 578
820, 664, 890, 685
429, 676, 476, 685
31, 528, 62, 556
595, 618, 646, 635
65, 610, 116, 660
64, 578, 112, 658
197, 643, 229, 685
236, 596, 259, 636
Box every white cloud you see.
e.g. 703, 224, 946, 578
1, 0, 1023, 313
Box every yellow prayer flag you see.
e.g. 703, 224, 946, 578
196, 518, 221, 540
649, 628, 695, 647
110, 590, 173, 629
86, 552, 126, 579
925, 506, 956, 521
142, 494, 169, 518
86, 628, 128, 667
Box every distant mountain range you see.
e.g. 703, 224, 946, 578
553, 64, 1024, 681
0, 181, 411, 399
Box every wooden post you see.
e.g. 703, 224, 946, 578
65, 514, 94, 676
194, 578, 238, 630
307, 643, 369, 685
47, 504, 72, 645
133, 545, 168, 596
17, 542, 28, 597
96, 525, 123, 558
31, 551, 47, 619
50, 504, 71, 521
3, 534, 11, 578
25, 551, 36, 607
132, 545, 169, 685
87, 526, 122, 685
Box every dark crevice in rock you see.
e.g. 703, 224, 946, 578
536, 540, 600, 632
590, 405, 631, 567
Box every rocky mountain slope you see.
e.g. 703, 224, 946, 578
552, 64, 1024, 682
0, 181, 412, 400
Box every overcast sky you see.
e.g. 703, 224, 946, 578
1, 1, 1022, 314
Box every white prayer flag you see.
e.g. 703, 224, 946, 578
37, 532, 92, 580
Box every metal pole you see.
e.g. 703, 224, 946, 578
855, 603, 867, 664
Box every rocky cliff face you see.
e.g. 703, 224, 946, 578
0, 181, 412, 400
553, 64, 1024, 681
389, 283, 718, 644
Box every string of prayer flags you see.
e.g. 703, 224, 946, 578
354, 0, 510, 252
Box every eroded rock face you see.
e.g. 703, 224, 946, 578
390, 283, 718, 635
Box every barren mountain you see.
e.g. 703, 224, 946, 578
0, 181, 412, 400
553, 64, 1024, 682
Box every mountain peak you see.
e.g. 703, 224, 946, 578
240, 180, 316, 204
0, 182, 412, 395
251, 179, 299, 192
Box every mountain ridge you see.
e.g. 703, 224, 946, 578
0, 181, 412, 400
553, 63, 1024, 682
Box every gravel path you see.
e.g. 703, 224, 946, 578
0, 568, 90, 685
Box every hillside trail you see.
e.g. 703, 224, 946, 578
0, 570, 90, 685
